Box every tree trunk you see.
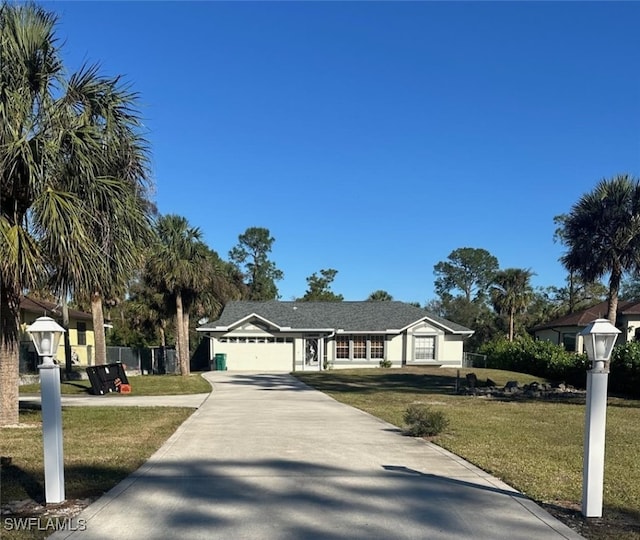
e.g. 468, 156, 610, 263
62, 299, 72, 375
508, 307, 515, 342
91, 292, 107, 365
0, 287, 21, 426
175, 292, 189, 376
159, 324, 166, 348
183, 309, 190, 375
607, 270, 621, 325
569, 271, 576, 313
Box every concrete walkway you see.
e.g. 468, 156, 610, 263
50, 372, 583, 540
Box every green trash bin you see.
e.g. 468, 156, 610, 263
214, 353, 227, 371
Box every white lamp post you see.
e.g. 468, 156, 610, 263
26, 316, 66, 504
579, 318, 620, 518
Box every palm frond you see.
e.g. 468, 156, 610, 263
0, 216, 42, 288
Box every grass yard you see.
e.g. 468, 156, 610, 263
294, 367, 640, 540
19, 373, 212, 396
3, 374, 210, 539
1, 406, 194, 540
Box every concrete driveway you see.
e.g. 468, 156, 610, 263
50, 371, 582, 539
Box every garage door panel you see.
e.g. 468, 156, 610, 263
215, 343, 293, 371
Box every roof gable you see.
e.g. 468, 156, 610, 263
198, 301, 473, 335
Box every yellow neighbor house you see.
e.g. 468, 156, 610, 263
20, 297, 95, 371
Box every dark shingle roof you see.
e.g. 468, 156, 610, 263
20, 297, 92, 321
531, 299, 640, 331
198, 301, 473, 334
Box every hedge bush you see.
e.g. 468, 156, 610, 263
479, 335, 588, 387
479, 335, 640, 397
610, 341, 640, 397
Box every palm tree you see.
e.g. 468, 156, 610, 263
0, 4, 152, 425
53, 67, 153, 365
561, 174, 640, 324
367, 290, 393, 301
145, 215, 213, 376
491, 268, 534, 341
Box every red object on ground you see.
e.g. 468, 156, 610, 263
119, 384, 132, 394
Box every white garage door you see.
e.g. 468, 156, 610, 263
215, 341, 294, 371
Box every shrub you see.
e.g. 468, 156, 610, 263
379, 359, 392, 368
479, 335, 588, 386
610, 342, 640, 397
403, 404, 449, 437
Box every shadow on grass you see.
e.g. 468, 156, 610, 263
541, 501, 640, 540
0, 463, 44, 504
294, 372, 460, 396
61, 382, 92, 394
1, 462, 137, 511
294, 371, 640, 407
18, 400, 42, 411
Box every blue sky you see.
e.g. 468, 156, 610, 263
45, 1, 640, 303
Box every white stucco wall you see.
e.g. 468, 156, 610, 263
534, 326, 583, 352
385, 334, 405, 363
440, 335, 465, 366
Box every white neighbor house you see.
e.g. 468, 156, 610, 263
196, 301, 474, 371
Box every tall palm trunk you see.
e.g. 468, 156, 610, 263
607, 269, 621, 325
91, 292, 107, 365
175, 292, 188, 375
0, 287, 21, 426
183, 309, 190, 376
568, 271, 576, 314
159, 323, 166, 347
508, 307, 516, 342
62, 299, 72, 375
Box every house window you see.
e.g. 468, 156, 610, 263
353, 336, 367, 359
414, 336, 435, 360
561, 333, 576, 352
336, 336, 350, 359
77, 322, 87, 346
370, 336, 384, 359
336, 335, 385, 360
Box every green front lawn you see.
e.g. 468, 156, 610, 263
4, 373, 210, 539
1, 406, 194, 540
294, 367, 640, 540
19, 373, 212, 396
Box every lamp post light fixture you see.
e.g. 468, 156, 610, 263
26, 316, 66, 504
579, 318, 620, 518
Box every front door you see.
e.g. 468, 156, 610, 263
305, 337, 319, 368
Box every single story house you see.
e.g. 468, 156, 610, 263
196, 301, 474, 371
532, 299, 640, 352
20, 297, 95, 369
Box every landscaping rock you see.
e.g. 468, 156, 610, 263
456, 379, 587, 401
